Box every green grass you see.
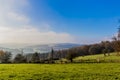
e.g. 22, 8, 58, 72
74, 52, 120, 63
0, 53, 120, 80
0, 63, 120, 80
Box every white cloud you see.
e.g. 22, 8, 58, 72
7, 12, 29, 23
0, 0, 30, 26
0, 26, 75, 44
0, 0, 76, 45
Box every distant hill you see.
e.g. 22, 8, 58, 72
25, 43, 82, 53
0, 43, 82, 54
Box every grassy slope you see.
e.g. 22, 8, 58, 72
74, 52, 120, 63
0, 53, 120, 80
0, 63, 120, 80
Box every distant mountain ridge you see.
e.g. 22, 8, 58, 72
0, 43, 82, 55
25, 43, 82, 53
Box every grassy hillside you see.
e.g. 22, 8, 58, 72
0, 63, 120, 80
74, 52, 120, 63
0, 53, 119, 80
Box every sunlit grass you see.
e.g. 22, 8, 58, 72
0, 52, 120, 80
74, 52, 120, 63
0, 63, 119, 80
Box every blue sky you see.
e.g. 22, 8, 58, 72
0, 0, 120, 45
27, 0, 120, 43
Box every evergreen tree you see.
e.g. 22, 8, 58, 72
1, 51, 12, 63
14, 54, 26, 63
31, 52, 40, 63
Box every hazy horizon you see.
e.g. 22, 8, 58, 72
0, 42, 82, 48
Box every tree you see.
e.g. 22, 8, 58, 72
102, 49, 107, 56
1, 51, 12, 63
31, 52, 40, 63
79, 45, 90, 56
89, 44, 102, 55
0, 50, 5, 63
112, 36, 120, 55
0, 51, 12, 63
101, 41, 114, 56
48, 48, 54, 63
66, 49, 77, 62
14, 54, 26, 63
104, 41, 113, 56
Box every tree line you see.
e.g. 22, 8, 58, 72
0, 39, 119, 63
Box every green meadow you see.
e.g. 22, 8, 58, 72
0, 63, 120, 80
0, 53, 120, 80
74, 52, 120, 63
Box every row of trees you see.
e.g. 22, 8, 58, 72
0, 40, 119, 63
14, 40, 117, 63
0, 49, 55, 63
65, 41, 115, 62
